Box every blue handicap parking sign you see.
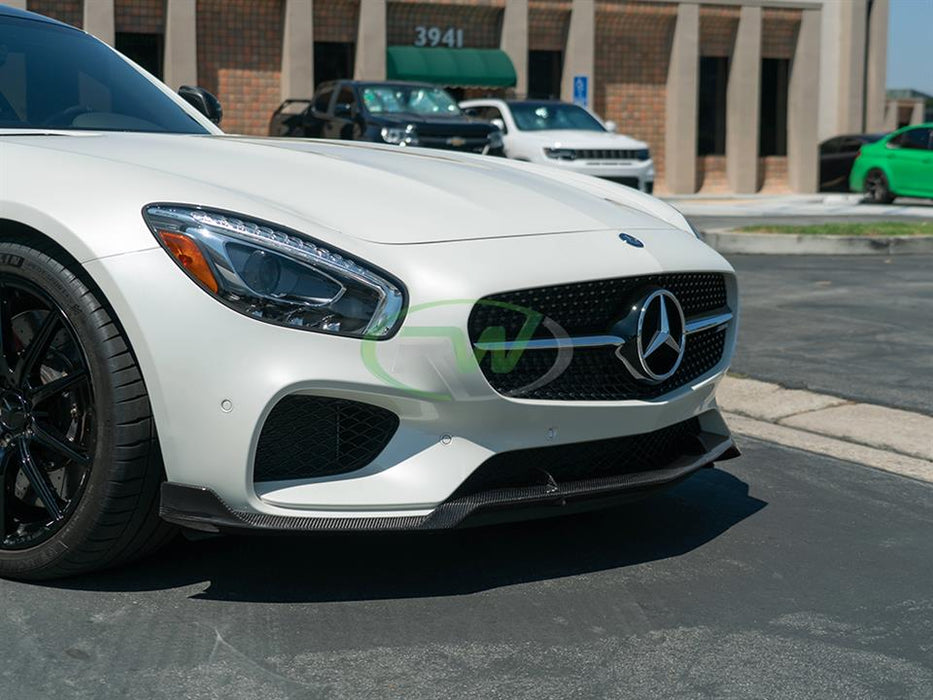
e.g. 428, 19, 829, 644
573, 75, 588, 107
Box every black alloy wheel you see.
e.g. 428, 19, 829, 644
864, 169, 895, 204
0, 277, 95, 550
0, 241, 173, 580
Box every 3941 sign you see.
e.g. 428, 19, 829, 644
414, 26, 464, 48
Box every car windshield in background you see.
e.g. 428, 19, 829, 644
361, 85, 462, 117
0, 15, 208, 133
510, 103, 606, 132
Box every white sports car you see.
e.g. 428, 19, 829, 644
0, 7, 738, 579
461, 99, 655, 193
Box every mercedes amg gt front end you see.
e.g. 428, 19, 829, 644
0, 6, 738, 579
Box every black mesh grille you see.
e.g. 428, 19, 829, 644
417, 136, 489, 153
452, 417, 703, 499
468, 273, 729, 401
254, 397, 399, 483
573, 149, 648, 160
478, 327, 725, 401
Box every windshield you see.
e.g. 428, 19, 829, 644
361, 85, 462, 117
510, 103, 606, 132
0, 15, 208, 133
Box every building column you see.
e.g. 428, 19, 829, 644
787, 8, 820, 194
355, 0, 386, 81
5, 1, 26, 10
561, 0, 595, 104
883, 101, 898, 131
164, 0, 198, 90
838, 0, 868, 133
726, 6, 761, 194
911, 100, 925, 125
664, 3, 699, 195
865, 0, 888, 132
501, 0, 528, 98
282, 0, 315, 100
83, 0, 115, 45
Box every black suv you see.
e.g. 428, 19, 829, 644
270, 80, 503, 155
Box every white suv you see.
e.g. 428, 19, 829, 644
461, 99, 655, 193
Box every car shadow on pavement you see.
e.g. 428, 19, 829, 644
48, 467, 765, 602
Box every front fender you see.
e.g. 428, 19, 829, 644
849, 156, 872, 192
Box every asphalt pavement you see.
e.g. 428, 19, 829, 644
1, 438, 930, 698
726, 254, 933, 415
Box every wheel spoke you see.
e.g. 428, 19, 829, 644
17, 438, 63, 521
0, 447, 13, 542
33, 424, 91, 466
30, 369, 88, 405
14, 310, 61, 387
0, 285, 14, 382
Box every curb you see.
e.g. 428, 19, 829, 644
701, 229, 933, 255
718, 376, 933, 483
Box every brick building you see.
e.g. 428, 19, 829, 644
12, 0, 889, 194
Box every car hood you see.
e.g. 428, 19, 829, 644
2, 132, 685, 246
515, 130, 648, 151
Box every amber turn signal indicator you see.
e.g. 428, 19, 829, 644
157, 231, 219, 293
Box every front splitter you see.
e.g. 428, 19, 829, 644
160, 431, 739, 534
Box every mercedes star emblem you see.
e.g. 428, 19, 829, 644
612, 288, 686, 383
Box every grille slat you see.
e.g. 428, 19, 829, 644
468, 273, 729, 402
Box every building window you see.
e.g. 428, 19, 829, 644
314, 42, 355, 90
528, 50, 562, 99
698, 56, 728, 156
760, 58, 789, 157
115, 33, 163, 81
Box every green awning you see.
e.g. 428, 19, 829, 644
386, 47, 517, 88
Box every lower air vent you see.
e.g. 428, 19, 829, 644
254, 396, 399, 483
449, 417, 704, 500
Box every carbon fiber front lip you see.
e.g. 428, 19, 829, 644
159, 431, 739, 534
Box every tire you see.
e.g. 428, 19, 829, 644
0, 240, 173, 580
864, 168, 895, 204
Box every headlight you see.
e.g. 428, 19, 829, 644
381, 125, 418, 146
635, 148, 650, 161
143, 205, 406, 338
488, 130, 504, 149
544, 147, 576, 161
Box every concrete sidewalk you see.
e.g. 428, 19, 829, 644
700, 229, 933, 255
718, 375, 933, 483
665, 193, 933, 220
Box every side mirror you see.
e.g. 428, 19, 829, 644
178, 85, 223, 125
491, 118, 507, 134
605, 120, 618, 133
334, 103, 352, 118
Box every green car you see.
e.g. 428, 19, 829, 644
850, 123, 933, 203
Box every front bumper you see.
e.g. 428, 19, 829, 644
85, 225, 736, 529
161, 416, 739, 533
